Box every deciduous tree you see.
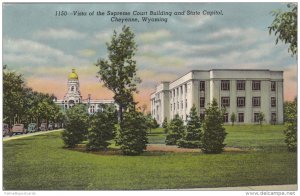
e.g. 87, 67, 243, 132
283, 98, 297, 152
269, 3, 297, 56
95, 26, 141, 122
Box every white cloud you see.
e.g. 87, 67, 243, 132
138, 29, 171, 43
77, 49, 97, 57
178, 15, 212, 28
3, 38, 89, 69
34, 28, 86, 40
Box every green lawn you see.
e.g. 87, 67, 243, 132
3, 125, 296, 190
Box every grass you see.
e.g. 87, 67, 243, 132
3, 125, 296, 190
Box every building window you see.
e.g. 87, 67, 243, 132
177, 88, 179, 96
180, 86, 183, 95
252, 97, 261, 107
271, 113, 276, 124
71, 86, 74, 92
185, 84, 187, 93
174, 104, 175, 111
271, 97, 276, 107
200, 113, 205, 121
200, 81, 205, 91
221, 97, 230, 107
252, 80, 261, 90
177, 102, 179, 109
237, 97, 245, 107
224, 113, 229, 123
237, 80, 245, 90
170, 104, 172, 111
185, 99, 187, 108
254, 113, 260, 122
271, 81, 276, 91
238, 113, 244, 122
221, 80, 230, 91
200, 97, 205, 108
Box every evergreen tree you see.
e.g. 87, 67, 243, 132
201, 98, 227, 154
117, 109, 148, 155
86, 106, 118, 151
61, 104, 89, 148
165, 114, 185, 145
178, 105, 202, 148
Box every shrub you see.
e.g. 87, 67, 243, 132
86, 106, 118, 151
178, 105, 202, 148
117, 110, 148, 155
284, 98, 297, 152
152, 118, 160, 129
201, 98, 227, 154
230, 112, 236, 126
165, 114, 185, 145
162, 117, 168, 128
61, 104, 89, 148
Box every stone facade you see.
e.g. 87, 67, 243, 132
151, 69, 284, 125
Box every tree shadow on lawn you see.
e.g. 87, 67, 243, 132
64, 144, 250, 157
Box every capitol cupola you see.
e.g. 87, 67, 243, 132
68, 69, 79, 80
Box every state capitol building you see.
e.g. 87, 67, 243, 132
55, 69, 115, 114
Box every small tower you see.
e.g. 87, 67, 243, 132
63, 69, 82, 109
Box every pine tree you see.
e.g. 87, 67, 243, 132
61, 104, 89, 148
165, 114, 185, 145
86, 105, 118, 151
201, 98, 227, 154
117, 109, 148, 155
178, 105, 202, 148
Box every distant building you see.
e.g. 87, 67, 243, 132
151, 69, 284, 125
55, 69, 115, 114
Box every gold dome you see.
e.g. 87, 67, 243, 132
68, 69, 78, 80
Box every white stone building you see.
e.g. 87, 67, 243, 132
55, 69, 115, 114
150, 69, 284, 125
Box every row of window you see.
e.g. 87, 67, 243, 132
170, 99, 188, 111
201, 80, 276, 91
171, 112, 277, 123
199, 97, 277, 108
168, 80, 277, 99
170, 84, 188, 98
223, 112, 277, 123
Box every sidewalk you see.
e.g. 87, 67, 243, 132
160, 184, 297, 191
3, 129, 63, 142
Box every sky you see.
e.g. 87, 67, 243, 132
3, 2, 297, 111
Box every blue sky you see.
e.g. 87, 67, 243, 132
3, 2, 297, 107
